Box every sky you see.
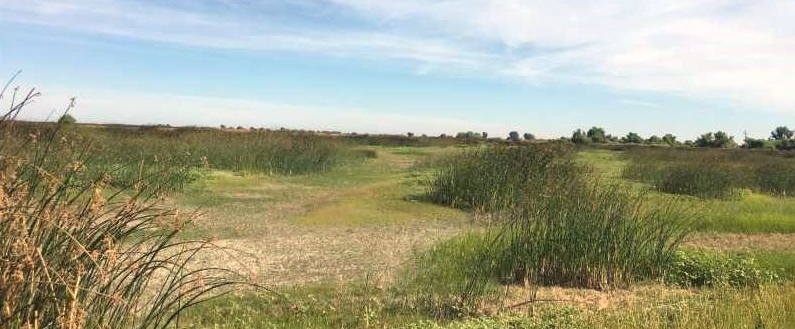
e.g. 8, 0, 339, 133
0, 0, 794, 140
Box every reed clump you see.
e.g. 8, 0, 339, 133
402, 144, 694, 317
426, 143, 582, 213
622, 147, 795, 198
0, 86, 248, 328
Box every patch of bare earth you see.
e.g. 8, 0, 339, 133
477, 284, 693, 316
193, 221, 464, 286
683, 233, 795, 251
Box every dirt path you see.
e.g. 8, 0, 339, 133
182, 147, 470, 286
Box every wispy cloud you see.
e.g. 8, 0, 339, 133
620, 99, 661, 108
2, 0, 794, 114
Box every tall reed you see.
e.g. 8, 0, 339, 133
405, 145, 694, 317
0, 83, 251, 328
622, 147, 795, 198
426, 143, 582, 213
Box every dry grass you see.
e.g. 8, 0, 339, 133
177, 147, 471, 286
684, 233, 795, 252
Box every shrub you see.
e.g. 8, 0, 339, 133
646, 135, 662, 144
665, 251, 780, 287
586, 126, 606, 143
662, 133, 678, 146
695, 131, 736, 148
508, 131, 520, 142
621, 132, 643, 144
571, 129, 590, 144
57, 113, 76, 124
743, 138, 775, 149
778, 139, 795, 151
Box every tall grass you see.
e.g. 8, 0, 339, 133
0, 85, 251, 328
622, 147, 795, 198
8, 122, 368, 193
403, 145, 694, 317
426, 143, 581, 213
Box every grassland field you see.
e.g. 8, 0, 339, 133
5, 121, 795, 329
170, 145, 795, 328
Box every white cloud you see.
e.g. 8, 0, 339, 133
2, 0, 794, 115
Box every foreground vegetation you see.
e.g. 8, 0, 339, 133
4, 92, 795, 327
0, 92, 253, 327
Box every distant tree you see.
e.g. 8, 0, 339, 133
456, 131, 479, 139
713, 131, 736, 148
237, 126, 244, 130
407, 132, 415, 138
421, 134, 428, 138
606, 134, 619, 143
57, 114, 76, 125
482, 132, 488, 139
621, 132, 643, 144
696, 131, 736, 148
571, 129, 590, 144
771, 126, 794, 141
523, 133, 536, 141
220, 124, 226, 129
646, 135, 663, 144
439, 133, 448, 138
586, 126, 606, 143
662, 134, 678, 146
508, 131, 520, 142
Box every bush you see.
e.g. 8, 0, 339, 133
621, 132, 644, 144
695, 131, 736, 148
57, 113, 76, 124
665, 251, 780, 287
586, 126, 606, 143
571, 129, 591, 144
743, 138, 775, 149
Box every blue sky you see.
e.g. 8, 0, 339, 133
0, 0, 793, 140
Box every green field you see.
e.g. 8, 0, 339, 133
5, 122, 795, 328
175, 145, 795, 328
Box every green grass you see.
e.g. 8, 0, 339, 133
175, 147, 468, 238
179, 284, 427, 329
698, 193, 795, 233
579, 149, 795, 233
618, 146, 795, 199
179, 283, 795, 329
